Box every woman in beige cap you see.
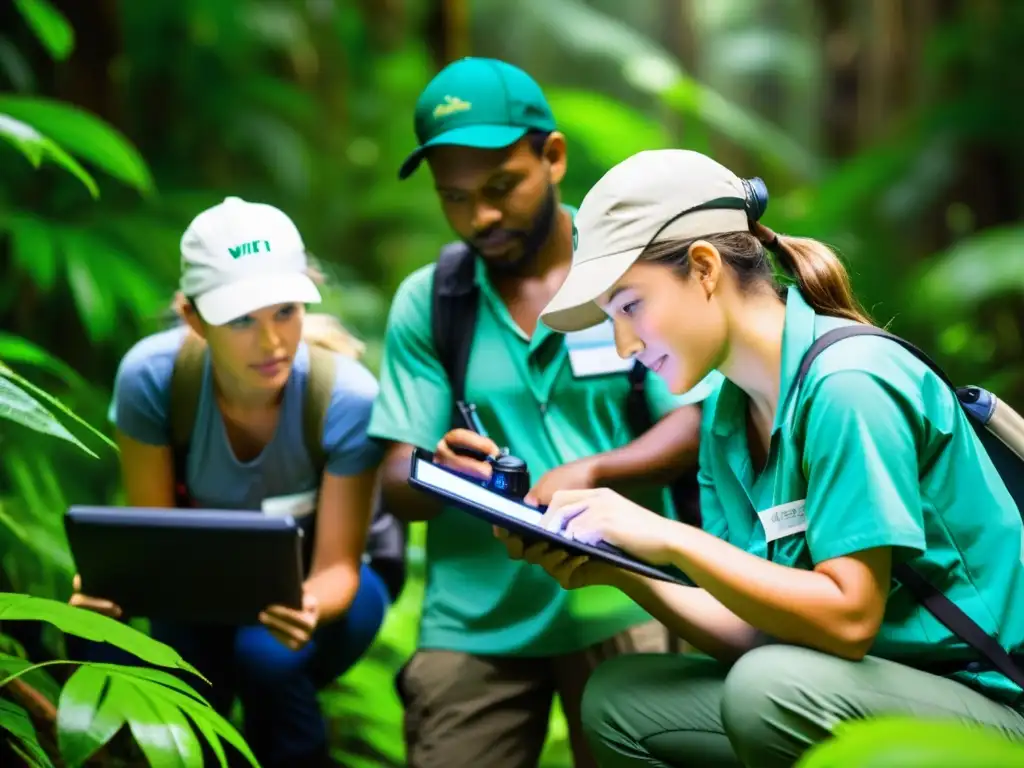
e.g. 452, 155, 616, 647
496, 150, 1024, 766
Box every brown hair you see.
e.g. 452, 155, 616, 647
171, 264, 366, 359
640, 222, 872, 325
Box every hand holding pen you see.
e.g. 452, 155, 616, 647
434, 428, 502, 481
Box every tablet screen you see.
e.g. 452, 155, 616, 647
412, 457, 545, 527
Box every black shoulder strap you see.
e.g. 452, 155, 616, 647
793, 323, 1024, 691
431, 241, 478, 408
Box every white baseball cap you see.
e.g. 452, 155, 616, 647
179, 196, 322, 326
541, 150, 757, 333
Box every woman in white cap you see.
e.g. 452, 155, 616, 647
496, 151, 1024, 766
70, 197, 392, 768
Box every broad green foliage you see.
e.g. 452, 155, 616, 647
796, 716, 1024, 767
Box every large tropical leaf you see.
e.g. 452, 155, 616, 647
0, 113, 98, 197
0, 370, 96, 457
0, 698, 53, 768
0, 594, 201, 678
0, 96, 154, 195
58, 664, 257, 768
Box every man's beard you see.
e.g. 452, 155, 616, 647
468, 184, 558, 276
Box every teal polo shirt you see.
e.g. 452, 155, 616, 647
369, 226, 717, 656
698, 286, 1024, 704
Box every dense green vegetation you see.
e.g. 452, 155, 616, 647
2, 0, 1022, 765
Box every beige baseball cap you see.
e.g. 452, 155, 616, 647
179, 196, 322, 326
541, 149, 756, 333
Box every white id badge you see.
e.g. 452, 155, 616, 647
757, 499, 808, 543
565, 320, 633, 378
262, 489, 317, 519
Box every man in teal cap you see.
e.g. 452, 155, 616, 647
370, 57, 720, 768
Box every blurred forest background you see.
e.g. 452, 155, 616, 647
1, 0, 1023, 765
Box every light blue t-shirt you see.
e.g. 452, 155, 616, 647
110, 327, 383, 515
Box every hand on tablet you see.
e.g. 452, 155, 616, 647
493, 528, 627, 590
435, 428, 500, 481
69, 573, 122, 619
540, 488, 679, 566
523, 456, 600, 507
260, 592, 319, 651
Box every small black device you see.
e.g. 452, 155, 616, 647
65, 506, 305, 625
407, 447, 689, 586
451, 400, 532, 500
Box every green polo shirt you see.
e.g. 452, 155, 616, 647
369, 241, 710, 656
698, 286, 1024, 704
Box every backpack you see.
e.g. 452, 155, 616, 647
168, 332, 408, 602
430, 243, 702, 527
793, 325, 1024, 689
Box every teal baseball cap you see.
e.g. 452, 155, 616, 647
398, 57, 557, 180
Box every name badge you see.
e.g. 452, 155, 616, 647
757, 499, 808, 543
565, 320, 633, 378
262, 489, 317, 519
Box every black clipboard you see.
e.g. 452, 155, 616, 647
407, 448, 689, 586
65, 506, 305, 625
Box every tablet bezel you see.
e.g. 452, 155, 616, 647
65, 506, 306, 625
407, 448, 689, 586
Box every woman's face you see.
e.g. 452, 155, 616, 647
598, 256, 727, 396
198, 303, 305, 394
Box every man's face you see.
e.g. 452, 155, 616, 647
427, 134, 566, 274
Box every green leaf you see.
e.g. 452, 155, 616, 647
5, 213, 59, 290
59, 665, 252, 768
0, 372, 96, 457
0, 113, 99, 197
796, 715, 1024, 767
914, 225, 1024, 316
0, 594, 202, 679
13, 0, 74, 61
0, 698, 54, 767
0, 97, 154, 195
0, 333, 87, 388
0, 362, 117, 453
64, 247, 114, 342
56, 664, 121, 768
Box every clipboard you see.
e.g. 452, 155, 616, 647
407, 448, 689, 586
65, 506, 305, 625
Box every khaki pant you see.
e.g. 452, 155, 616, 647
396, 621, 670, 768
581, 644, 1024, 767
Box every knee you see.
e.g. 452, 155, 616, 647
721, 645, 842, 767
234, 625, 309, 687
342, 564, 389, 649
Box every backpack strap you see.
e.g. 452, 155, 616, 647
168, 333, 207, 504
303, 344, 337, 476
792, 323, 1024, 692
431, 242, 478, 417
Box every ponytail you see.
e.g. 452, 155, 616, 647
750, 222, 872, 325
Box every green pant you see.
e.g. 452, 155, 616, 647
580, 644, 1024, 767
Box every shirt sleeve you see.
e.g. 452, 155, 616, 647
111, 333, 178, 446
800, 370, 929, 564
323, 356, 385, 477
366, 267, 453, 450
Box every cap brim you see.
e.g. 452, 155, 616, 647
194, 272, 322, 326
541, 248, 644, 333
397, 124, 530, 180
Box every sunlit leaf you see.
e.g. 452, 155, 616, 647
0, 698, 54, 767
64, 248, 114, 343
914, 225, 1024, 316
0, 97, 154, 195
13, 0, 74, 61
0, 373, 95, 457
0, 113, 98, 197
543, 87, 671, 167
59, 665, 255, 768
796, 715, 1024, 767
0, 594, 202, 678
0, 362, 117, 453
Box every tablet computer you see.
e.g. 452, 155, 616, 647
65, 506, 305, 625
407, 448, 689, 586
